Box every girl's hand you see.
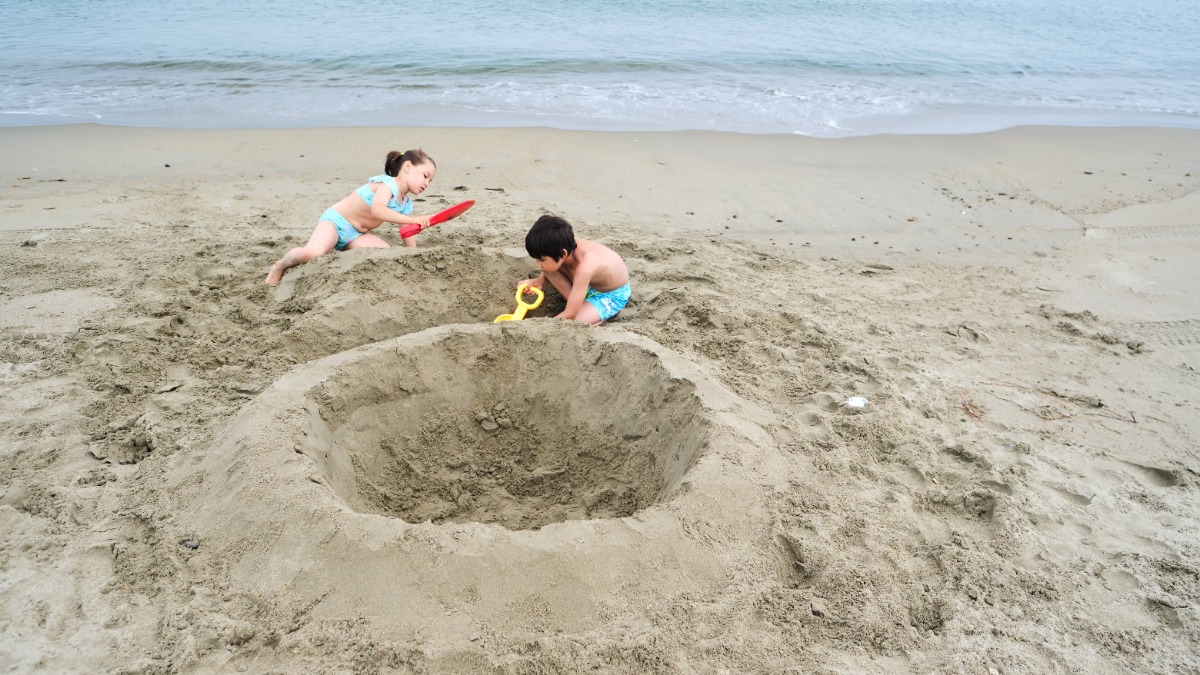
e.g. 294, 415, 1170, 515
413, 216, 431, 231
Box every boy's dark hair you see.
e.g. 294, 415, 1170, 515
525, 215, 577, 261
384, 148, 435, 177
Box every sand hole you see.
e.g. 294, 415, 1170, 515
307, 328, 706, 530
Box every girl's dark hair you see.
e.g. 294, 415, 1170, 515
525, 215, 577, 260
384, 149, 436, 177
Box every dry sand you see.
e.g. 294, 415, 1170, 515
1, 124, 1198, 673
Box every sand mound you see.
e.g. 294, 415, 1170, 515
153, 322, 782, 664
272, 244, 565, 363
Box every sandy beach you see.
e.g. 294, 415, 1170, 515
1, 124, 1198, 673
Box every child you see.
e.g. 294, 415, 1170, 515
517, 215, 631, 324
265, 149, 437, 286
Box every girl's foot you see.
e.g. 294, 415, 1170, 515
265, 261, 284, 286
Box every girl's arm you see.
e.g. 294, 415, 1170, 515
369, 184, 431, 229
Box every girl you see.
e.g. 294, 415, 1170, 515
265, 149, 437, 286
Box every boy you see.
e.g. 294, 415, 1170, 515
518, 215, 631, 325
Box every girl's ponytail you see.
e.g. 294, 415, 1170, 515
384, 148, 435, 177
384, 150, 406, 177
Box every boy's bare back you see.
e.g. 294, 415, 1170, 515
569, 238, 629, 293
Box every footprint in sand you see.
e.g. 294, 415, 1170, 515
1122, 461, 1181, 488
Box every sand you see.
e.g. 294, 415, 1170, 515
1, 124, 1198, 673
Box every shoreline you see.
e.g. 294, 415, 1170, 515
5, 102, 1200, 138
1, 123, 1198, 672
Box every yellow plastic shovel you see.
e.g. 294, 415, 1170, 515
494, 286, 544, 323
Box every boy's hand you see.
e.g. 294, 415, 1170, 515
517, 276, 544, 293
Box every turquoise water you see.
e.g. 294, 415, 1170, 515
2, 0, 1198, 135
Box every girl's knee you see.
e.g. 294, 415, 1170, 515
298, 245, 328, 260
349, 234, 389, 249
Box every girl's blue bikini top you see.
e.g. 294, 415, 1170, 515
355, 175, 413, 215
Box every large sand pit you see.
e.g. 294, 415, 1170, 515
162, 321, 784, 660
313, 326, 706, 530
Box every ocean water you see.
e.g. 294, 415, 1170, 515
2, 0, 1198, 136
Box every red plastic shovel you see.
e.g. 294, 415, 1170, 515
398, 199, 475, 238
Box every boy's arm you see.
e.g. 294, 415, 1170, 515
557, 264, 595, 320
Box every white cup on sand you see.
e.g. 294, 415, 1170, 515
844, 396, 869, 411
